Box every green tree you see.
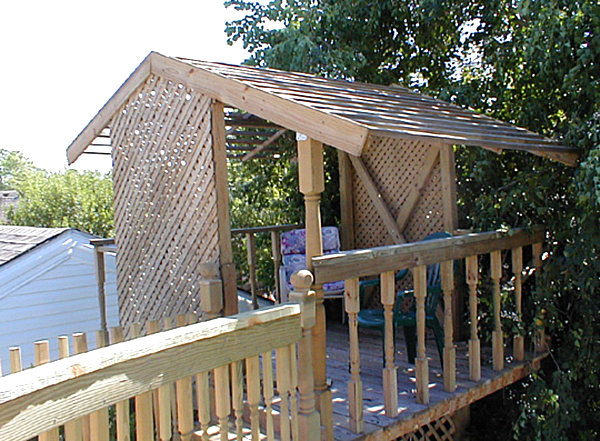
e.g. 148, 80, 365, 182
226, 0, 600, 438
0, 149, 36, 190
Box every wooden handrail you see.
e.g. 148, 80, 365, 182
312, 226, 544, 284
0, 304, 301, 441
231, 223, 303, 235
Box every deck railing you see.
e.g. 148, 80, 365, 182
231, 224, 302, 307
0, 273, 320, 441
311, 226, 547, 433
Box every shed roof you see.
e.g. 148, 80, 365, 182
67, 52, 578, 166
0, 226, 69, 265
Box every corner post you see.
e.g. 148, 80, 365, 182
297, 134, 333, 440
289, 270, 321, 441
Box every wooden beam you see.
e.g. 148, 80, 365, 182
212, 101, 238, 316
242, 129, 287, 161
0, 305, 301, 441
312, 226, 544, 285
348, 155, 406, 244
150, 53, 369, 156
337, 151, 355, 250
67, 54, 152, 164
395, 145, 440, 231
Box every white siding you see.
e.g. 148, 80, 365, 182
0, 231, 118, 374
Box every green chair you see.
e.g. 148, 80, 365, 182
356, 231, 451, 365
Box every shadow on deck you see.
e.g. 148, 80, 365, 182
326, 322, 547, 441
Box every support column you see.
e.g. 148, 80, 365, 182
297, 135, 333, 440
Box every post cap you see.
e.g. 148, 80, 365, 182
291, 270, 313, 291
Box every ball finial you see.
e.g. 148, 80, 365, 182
290, 270, 313, 291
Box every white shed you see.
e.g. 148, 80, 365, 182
0, 226, 118, 373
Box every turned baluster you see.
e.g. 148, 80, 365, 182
109, 327, 130, 441
441, 260, 456, 392
512, 247, 525, 361
466, 255, 481, 381
175, 314, 194, 441
414, 265, 429, 404
246, 356, 261, 440
58, 336, 83, 441
35, 341, 59, 441
532, 242, 548, 352
261, 350, 276, 441
90, 332, 109, 441
214, 364, 231, 441
380, 271, 398, 416
345, 277, 363, 432
232, 360, 245, 441
491, 250, 504, 371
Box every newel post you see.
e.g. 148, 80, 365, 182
199, 263, 223, 319
289, 270, 321, 441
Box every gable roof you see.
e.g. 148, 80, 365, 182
0, 226, 69, 265
67, 52, 579, 166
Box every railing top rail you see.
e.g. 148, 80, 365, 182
231, 223, 303, 235
0, 304, 301, 441
312, 226, 544, 285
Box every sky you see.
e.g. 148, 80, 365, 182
0, 0, 249, 173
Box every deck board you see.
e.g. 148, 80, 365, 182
325, 322, 547, 441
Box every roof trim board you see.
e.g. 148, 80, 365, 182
66, 51, 579, 166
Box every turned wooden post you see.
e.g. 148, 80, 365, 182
490, 250, 504, 371
466, 255, 481, 381
214, 364, 231, 441
297, 135, 333, 439
441, 260, 456, 392
345, 277, 363, 432
380, 271, 398, 417
199, 263, 224, 319
512, 247, 525, 361
532, 242, 547, 352
261, 351, 276, 441
175, 315, 194, 441
414, 265, 429, 404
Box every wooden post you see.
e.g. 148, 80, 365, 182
34, 341, 60, 441
196, 370, 211, 441
261, 351, 276, 441
289, 343, 299, 441
466, 255, 481, 381
512, 247, 525, 361
73, 333, 91, 441
212, 100, 238, 316
199, 263, 224, 319
441, 260, 456, 392
147, 320, 172, 441
231, 360, 245, 440
297, 135, 333, 440
276, 345, 293, 441
214, 364, 231, 441
414, 265, 429, 404
345, 277, 363, 433
246, 232, 259, 309
9, 347, 22, 373
175, 314, 194, 441
271, 230, 283, 302
246, 356, 261, 440
490, 250, 504, 371
128, 325, 154, 441
59, 336, 83, 441
93, 247, 108, 335
380, 271, 398, 417
108, 327, 130, 441
288, 270, 320, 441
90, 332, 109, 441
337, 150, 355, 250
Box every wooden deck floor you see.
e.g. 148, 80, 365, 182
325, 322, 547, 441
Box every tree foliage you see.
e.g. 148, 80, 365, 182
0, 149, 114, 237
226, 0, 600, 438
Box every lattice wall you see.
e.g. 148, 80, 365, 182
353, 136, 445, 249
111, 75, 220, 329
399, 415, 456, 441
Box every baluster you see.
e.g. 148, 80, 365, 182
512, 247, 525, 361
34, 341, 60, 441
289, 343, 299, 441
414, 265, 429, 404
163, 317, 179, 436
380, 271, 398, 417
109, 327, 130, 441
90, 331, 109, 441
491, 250, 504, 371
196, 370, 211, 441
345, 277, 363, 432
246, 356, 261, 440
288, 271, 320, 441
147, 320, 172, 441
441, 260, 456, 392
175, 314, 194, 441
466, 255, 481, 381
246, 231, 258, 309
58, 336, 83, 441
276, 345, 292, 441
272, 230, 283, 302
73, 333, 91, 441
231, 360, 245, 441
9, 347, 22, 373
261, 350, 276, 441
214, 364, 231, 441
129, 325, 154, 441
532, 242, 547, 352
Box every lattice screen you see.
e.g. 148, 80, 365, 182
352, 136, 445, 249
399, 415, 456, 441
111, 75, 220, 329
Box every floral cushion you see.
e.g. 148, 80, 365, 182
281, 227, 344, 294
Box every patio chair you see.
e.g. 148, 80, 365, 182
279, 226, 345, 303
357, 231, 451, 365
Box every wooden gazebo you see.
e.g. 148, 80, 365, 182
60, 51, 578, 440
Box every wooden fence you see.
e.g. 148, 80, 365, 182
0, 272, 320, 441
311, 226, 547, 433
